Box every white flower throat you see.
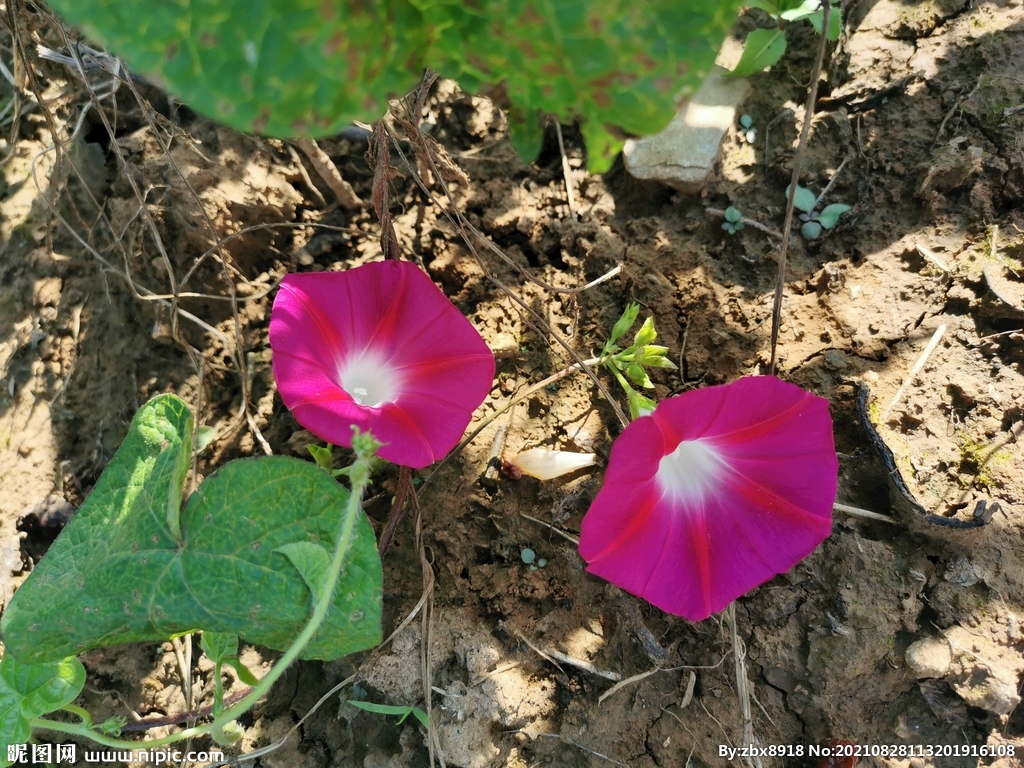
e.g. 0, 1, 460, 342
656, 439, 726, 502
339, 351, 401, 408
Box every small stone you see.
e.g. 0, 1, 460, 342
32, 276, 62, 307
622, 65, 750, 194
905, 636, 952, 678
824, 350, 848, 370
951, 664, 1021, 715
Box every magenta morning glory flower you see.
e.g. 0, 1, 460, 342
579, 376, 837, 621
269, 260, 495, 468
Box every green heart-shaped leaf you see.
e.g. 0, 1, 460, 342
0, 654, 85, 761
728, 28, 787, 78
2, 395, 382, 664
786, 184, 818, 214
816, 203, 852, 229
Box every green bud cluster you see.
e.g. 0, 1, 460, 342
600, 304, 678, 420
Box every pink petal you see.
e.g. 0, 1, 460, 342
579, 376, 837, 620
269, 261, 495, 468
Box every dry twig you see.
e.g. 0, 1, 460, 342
293, 137, 361, 209
769, 0, 832, 375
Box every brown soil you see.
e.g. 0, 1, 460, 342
2, 2, 1023, 767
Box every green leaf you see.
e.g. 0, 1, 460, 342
724, 205, 743, 223
307, 443, 335, 472
196, 425, 218, 453
44, 1, 742, 169
826, 7, 843, 40
0, 655, 85, 760
638, 346, 678, 369
506, 109, 544, 167
276, 541, 332, 605
786, 184, 817, 213
801, 220, 823, 240
728, 29, 787, 78
2, 395, 382, 664
201, 631, 239, 665
580, 121, 624, 175
815, 203, 851, 229
347, 700, 429, 727
779, 0, 821, 21
774, 0, 813, 12
227, 658, 259, 686
790, 2, 842, 39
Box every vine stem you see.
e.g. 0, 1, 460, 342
769, 0, 832, 376
32, 432, 380, 750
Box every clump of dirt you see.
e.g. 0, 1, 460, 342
2, 1, 1023, 767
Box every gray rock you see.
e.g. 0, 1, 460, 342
622, 66, 750, 194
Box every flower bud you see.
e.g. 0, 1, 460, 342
633, 317, 657, 347
607, 303, 640, 349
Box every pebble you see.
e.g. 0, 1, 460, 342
622, 65, 749, 194
905, 636, 952, 678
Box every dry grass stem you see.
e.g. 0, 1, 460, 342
519, 512, 580, 545
554, 121, 578, 219
293, 137, 361, 209
834, 502, 897, 523
881, 323, 947, 422
729, 602, 764, 768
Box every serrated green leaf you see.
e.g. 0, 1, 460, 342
728, 29, 786, 78
0, 655, 85, 759
786, 184, 817, 213
276, 541, 332, 605
816, 203, 851, 229
2, 395, 382, 664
